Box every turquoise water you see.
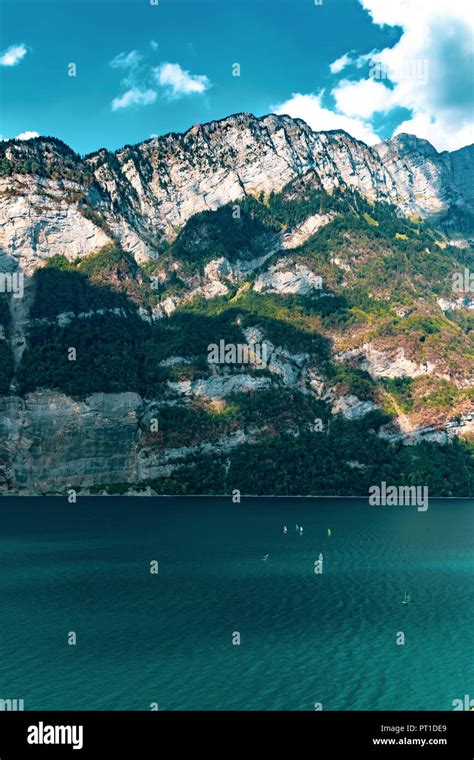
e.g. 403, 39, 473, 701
0, 497, 472, 710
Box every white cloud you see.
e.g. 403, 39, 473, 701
112, 88, 157, 111
15, 131, 39, 140
333, 78, 395, 118
272, 92, 380, 145
330, 0, 474, 151
354, 50, 379, 68
110, 49, 150, 103
300, 1, 474, 151
155, 63, 210, 97
329, 53, 353, 74
360, 0, 419, 27
0, 43, 27, 67
110, 50, 142, 70
150, 40, 158, 51
393, 114, 474, 154
110, 55, 210, 108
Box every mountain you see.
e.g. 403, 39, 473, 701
1, 113, 473, 270
0, 113, 473, 495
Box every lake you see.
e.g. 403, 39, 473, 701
0, 496, 472, 710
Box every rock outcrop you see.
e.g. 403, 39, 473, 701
0, 392, 143, 492
254, 261, 323, 295
1, 113, 472, 271
337, 344, 437, 380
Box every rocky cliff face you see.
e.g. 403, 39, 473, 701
0, 113, 472, 495
0, 392, 143, 492
1, 113, 473, 271
0, 177, 112, 272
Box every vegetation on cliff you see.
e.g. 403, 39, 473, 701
8, 178, 474, 495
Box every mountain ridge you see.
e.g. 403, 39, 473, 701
1, 111, 473, 272
3, 112, 470, 161
0, 111, 473, 495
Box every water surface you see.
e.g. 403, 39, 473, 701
0, 497, 472, 710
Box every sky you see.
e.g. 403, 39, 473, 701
0, 0, 472, 155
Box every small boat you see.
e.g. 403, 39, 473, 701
402, 590, 411, 605
262, 553, 269, 561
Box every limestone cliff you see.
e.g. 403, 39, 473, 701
1, 113, 472, 272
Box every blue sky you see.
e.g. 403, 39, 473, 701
0, 0, 472, 154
